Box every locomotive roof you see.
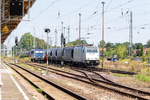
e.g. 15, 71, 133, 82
46, 45, 97, 49
31, 49, 46, 51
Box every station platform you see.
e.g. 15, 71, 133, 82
0, 61, 31, 100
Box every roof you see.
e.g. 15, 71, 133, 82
1, 0, 36, 43
31, 49, 46, 51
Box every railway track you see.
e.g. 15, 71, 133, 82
4, 62, 87, 100
70, 67, 115, 83
26, 62, 150, 100
71, 69, 150, 99
71, 66, 137, 75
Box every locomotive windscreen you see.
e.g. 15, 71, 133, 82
87, 47, 98, 53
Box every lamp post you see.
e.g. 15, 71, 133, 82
101, 1, 105, 68
45, 28, 50, 75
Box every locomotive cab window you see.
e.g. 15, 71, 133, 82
87, 48, 98, 53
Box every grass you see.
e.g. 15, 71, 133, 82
18, 57, 30, 62
19, 63, 42, 72
120, 59, 131, 63
140, 67, 150, 75
36, 88, 44, 93
113, 73, 130, 77
136, 74, 150, 82
113, 71, 150, 82
19, 63, 33, 69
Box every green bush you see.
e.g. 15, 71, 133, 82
136, 74, 150, 82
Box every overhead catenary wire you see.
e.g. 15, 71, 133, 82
81, 0, 149, 32
106, 0, 135, 13
74, 22, 150, 33
30, 0, 137, 28
106, 0, 136, 15
105, 0, 113, 11
6, 0, 150, 48
61, 0, 97, 19
81, 0, 135, 23
31, 0, 62, 21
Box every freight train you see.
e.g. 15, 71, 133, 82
29, 45, 100, 66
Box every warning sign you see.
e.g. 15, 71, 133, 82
2, 25, 10, 33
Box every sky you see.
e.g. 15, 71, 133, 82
4, 0, 150, 49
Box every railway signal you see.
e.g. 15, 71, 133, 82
45, 28, 50, 33
10, 0, 24, 16
15, 37, 18, 46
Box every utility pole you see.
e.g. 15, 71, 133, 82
63, 26, 66, 47
67, 26, 70, 43
64, 27, 66, 37
101, 1, 105, 68
129, 11, 133, 57
49, 36, 52, 46
33, 26, 36, 64
79, 13, 81, 40
55, 28, 57, 47
33, 27, 36, 49
61, 21, 64, 35
0, 0, 2, 65
61, 21, 63, 47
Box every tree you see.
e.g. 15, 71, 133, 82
116, 44, 128, 58
13, 33, 50, 51
19, 33, 34, 50
66, 39, 88, 46
99, 41, 145, 58
133, 43, 143, 56
99, 40, 105, 48
105, 42, 115, 57
105, 42, 114, 50
122, 42, 130, 47
105, 48, 116, 57
146, 40, 150, 48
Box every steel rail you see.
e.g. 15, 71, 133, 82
26, 63, 150, 100
5, 62, 88, 100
